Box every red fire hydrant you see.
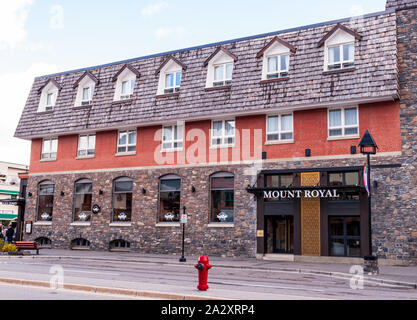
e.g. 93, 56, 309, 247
195, 256, 212, 291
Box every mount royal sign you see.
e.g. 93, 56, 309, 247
263, 189, 339, 199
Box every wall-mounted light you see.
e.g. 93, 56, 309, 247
373, 181, 378, 188
60, 191, 65, 197
191, 186, 196, 193
305, 149, 311, 157
351, 146, 357, 155
262, 152, 267, 160
142, 188, 146, 195
28, 192, 32, 198
99, 189, 104, 195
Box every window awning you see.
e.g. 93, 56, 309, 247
0, 214, 18, 220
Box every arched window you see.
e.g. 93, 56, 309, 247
71, 238, 91, 250
109, 239, 131, 252
112, 177, 133, 222
73, 179, 93, 222
210, 172, 234, 223
159, 175, 181, 222
37, 180, 55, 221
35, 237, 52, 248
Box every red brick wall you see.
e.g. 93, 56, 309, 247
29, 101, 401, 173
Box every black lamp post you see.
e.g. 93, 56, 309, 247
358, 129, 379, 274
179, 206, 187, 262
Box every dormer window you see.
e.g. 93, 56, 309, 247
256, 36, 296, 81
37, 79, 61, 112
112, 64, 140, 102
73, 71, 99, 107
328, 43, 354, 71
121, 80, 135, 100
46, 93, 54, 110
267, 54, 289, 79
156, 55, 187, 96
317, 23, 362, 72
204, 47, 237, 89
213, 63, 233, 87
165, 72, 181, 94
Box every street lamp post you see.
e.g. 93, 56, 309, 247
359, 129, 379, 275
179, 206, 187, 263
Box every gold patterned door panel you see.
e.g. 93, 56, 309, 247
301, 172, 321, 256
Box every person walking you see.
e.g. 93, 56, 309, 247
0, 225, 4, 240
5, 224, 14, 244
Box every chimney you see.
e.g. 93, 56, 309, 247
386, 0, 417, 10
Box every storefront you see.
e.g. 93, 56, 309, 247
248, 166, 370, 258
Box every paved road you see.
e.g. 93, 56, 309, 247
0, 257, 416, 300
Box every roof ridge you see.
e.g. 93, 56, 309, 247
35, 9, 394, 80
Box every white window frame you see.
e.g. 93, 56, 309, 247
210, 119, 235, 148
164, 71, 182, 94
77, 134, 96, 158
117, 129, 137, 154
81, 87, 92, 105
266, 113, 294, 143
326, 42, 355, 71
213, 63, 233, 87
266, 54, 290, 79
41, 138, 58, 160
120, 79, 135, 100
161, 124, 184, 152
46, 93, 54, 109
327, 106, 359, 139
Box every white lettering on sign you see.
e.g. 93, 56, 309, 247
263, 189, 339, 199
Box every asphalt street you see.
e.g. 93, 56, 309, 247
0, 256, 416, 300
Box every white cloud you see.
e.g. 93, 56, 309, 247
0, 0, 34, 51
155, 26, 185, 39
141, 2, 168, 16
0, 63, 59, 165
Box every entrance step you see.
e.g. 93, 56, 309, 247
263, 254, 295, 262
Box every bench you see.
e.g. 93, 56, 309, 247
15, 241, 39, 255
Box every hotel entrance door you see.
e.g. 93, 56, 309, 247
273, 216, 294, 254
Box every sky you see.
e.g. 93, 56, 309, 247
0, 0, 387, 166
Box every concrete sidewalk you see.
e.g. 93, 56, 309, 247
4, 249, 417, 289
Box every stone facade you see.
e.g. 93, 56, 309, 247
25, 165, 257, 257
24, 150, 416, 263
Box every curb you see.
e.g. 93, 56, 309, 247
0, 277, 225, 300
2, 254, 417, 290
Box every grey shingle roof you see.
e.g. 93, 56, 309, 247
15, 11, 399, 139
386, 0, 417, 10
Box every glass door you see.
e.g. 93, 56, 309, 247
273, 216, 294, 254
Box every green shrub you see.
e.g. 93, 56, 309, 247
1, 244, 18, 253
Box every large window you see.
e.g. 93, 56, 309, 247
210, 172, 234, 223
328, 107, 358, 138
329, 217, 361, 257
211, 120, 235, 147
73, 179, 93, 222
328, 171, 360, 201
37, 181, 54, 221
41, 138, 58, 160
266, 114, 293, 142
265, 174, 294, 202
77, 134, 96, 157
327, 43, 354, 71
112, 177, 133, 222
117, 130, 136, 154
267, 54, 289, 79
162, 125, 183, 152
213, 63, 233, 87
159, 175, 181, 222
